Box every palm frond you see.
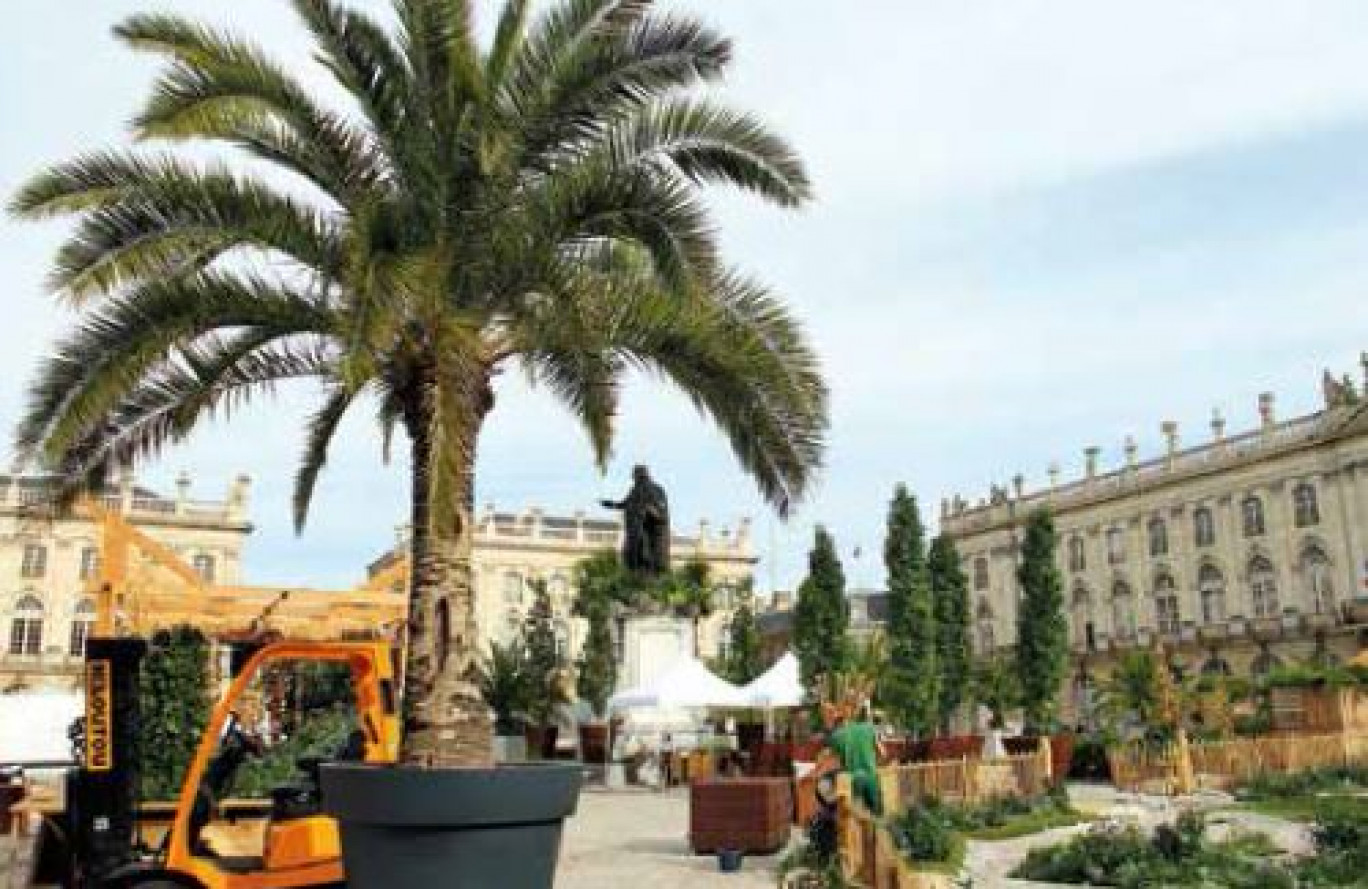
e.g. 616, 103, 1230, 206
293, 385, 358, 532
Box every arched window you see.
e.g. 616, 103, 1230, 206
21, 544, 47, 579
1300, 547, 1334, 615
503, 572, 524, 605
1106, 528, 1126, 565
1199, 565, 1226, 625
69, 598, 95, 656
9, 595, 44, 656
1293, 484, 1320, 527
1111, 581, 1136, 638
1248, 556, 1279, 618
1148, 519, 1169, 558
79, 546, 100, 581
554, 620, 571, 661
1194, 507, 1216, 548
191, 553, 216, 583
1067, 537, 1086, 572
1154, 573, 1180, 635
1071, 586, 1095, 650
972, 557, 989, 591
1241, 496, 1265, 538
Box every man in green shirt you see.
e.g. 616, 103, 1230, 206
821, 703, 884, 815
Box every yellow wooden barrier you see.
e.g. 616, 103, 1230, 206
1109, 729, 1368, 794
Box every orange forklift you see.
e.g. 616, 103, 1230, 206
26, 503, 406, 887
34, 636, 399, 888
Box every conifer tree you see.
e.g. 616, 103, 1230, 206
794, 526, 850, 693
929, 534, 971, 734
1016, 509, 1069, 734
523, 580, 565, 731
883, 485, 938, 736
723, 585, 764, 684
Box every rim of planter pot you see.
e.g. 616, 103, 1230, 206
321, 760, 582, 827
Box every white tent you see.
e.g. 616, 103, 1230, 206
608, 656, 747, 710
742, 651, 805, 708
0, 691, 81, 764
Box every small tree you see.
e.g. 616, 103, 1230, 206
139, 625, 211, 800
575, 604, 617, 721
523, 580, 566, 731
722, 586, 764, 684
1015, 509, 1069, 734
794, 526, 850, 694
973, 655, 1020, 731
479, 639, 531, 736
929, 534, 970, 734
883, 485, 938, 737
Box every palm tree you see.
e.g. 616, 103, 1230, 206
10, 0, 825, 766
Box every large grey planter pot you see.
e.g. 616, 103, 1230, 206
321, 761, 581, 889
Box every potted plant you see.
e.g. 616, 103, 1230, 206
523, 581, 569, 759
572, 554, 622, 765
11, 0, 822, 884
480, 640, 531, 763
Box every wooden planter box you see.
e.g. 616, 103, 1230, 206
689, 778, 793, 854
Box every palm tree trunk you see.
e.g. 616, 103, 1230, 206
399, 382, 493, 767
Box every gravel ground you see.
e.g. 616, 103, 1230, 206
557, 787, 789, 888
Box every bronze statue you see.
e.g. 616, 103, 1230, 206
601, 465, 670, 575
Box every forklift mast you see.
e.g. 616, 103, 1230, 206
68, 636, 148, 881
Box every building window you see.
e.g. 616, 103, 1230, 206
503, 572, 524, 605
1148, 519, 1168, 558
1111, 581, 1136, 639
1154, 574, 1180, 635
191, 553, 216, 583
613, 615, 625, 664
1067, 537, 1086, 572
1300, 547, 1334, 615
549, 574, 569, 603
79, 547, 100, 580
1293, 484, 1320, 527
972, 558, 989, 591
1194, 507, 1215, 548
1071, 586, 1095, 649
1106, 528, 1126, 565
21, 544, 47, 579
8, 595, 44, 656
554, 621, 571, 661
1248, 556, 1278, 618
1199, 565, 1225, 625
1241, 496, 1265, 538
69, 599, 95, 656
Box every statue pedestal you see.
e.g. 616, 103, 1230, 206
619, 615, 694, 691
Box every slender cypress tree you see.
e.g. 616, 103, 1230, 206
794, 526, 850, 693
1016, 509, 1069, 734
723, 590, 764, 684
883, 485, 938, 736
523, 580, 565, 731
929, 534, 970, 734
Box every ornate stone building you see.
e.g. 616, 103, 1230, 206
0, 473, 253, 691
368, 505, 758, 664
941, 360, 1368, 712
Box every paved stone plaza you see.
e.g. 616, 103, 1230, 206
557, 787, 784, 888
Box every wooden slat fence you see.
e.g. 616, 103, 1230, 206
1110, 729, 1368, 794
879, 739, 1052, 813
829, 740, 1052, 889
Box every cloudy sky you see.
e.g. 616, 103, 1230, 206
1, 2, 1366, 593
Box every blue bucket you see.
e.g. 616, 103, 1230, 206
718, 849, 744, 873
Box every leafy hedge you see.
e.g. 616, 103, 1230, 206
890, 788, 1079, 871
139, 626, 212, 800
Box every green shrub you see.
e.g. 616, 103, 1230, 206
891, 800, 957, 863
1238, 764, 1368, 801
1012, 813, 1300, 888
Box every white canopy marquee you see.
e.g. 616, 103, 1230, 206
741, 652, 805, 708
608, 656, 746, 710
